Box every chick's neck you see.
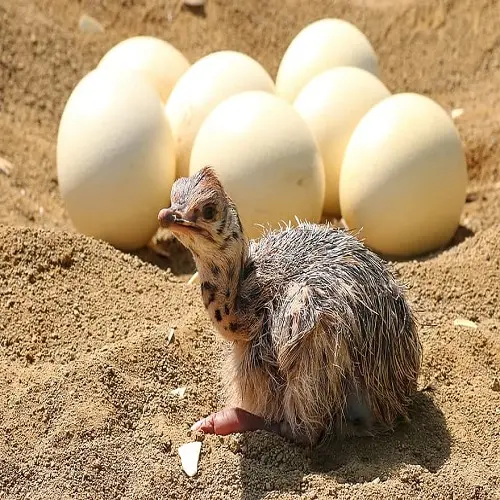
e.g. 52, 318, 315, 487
194, 233, 250, 342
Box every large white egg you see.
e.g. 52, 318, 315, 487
165, 50, 275, 179
189, 91, 325, 239
57, 68, 176, 251
98, 36, 190, 103
294, 66, 390, 217
276, 18, 379, 103
339, 92, 468, 258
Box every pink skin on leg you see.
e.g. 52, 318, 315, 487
191, 407, 282, 436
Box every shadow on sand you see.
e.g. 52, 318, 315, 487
181, 3, 207, 18
377, 224, 475, 264
132, 231, 196, 277
238, 391, 451, 499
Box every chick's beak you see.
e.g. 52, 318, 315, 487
158, 207, 195, 228
158, 206, 213, 241
158, 207, 200, 233
158, 207, 182, 228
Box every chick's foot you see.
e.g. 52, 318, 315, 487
190, 407, 282, 436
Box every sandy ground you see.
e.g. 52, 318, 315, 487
0, 0, 499, 498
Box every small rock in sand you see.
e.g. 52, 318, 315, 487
167, 327, 175, 344
453, 318, 478, 329
78, 14, 105, 33
170, 387, 187, 398
0, 157, 13, 176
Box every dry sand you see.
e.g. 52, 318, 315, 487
0, 0, 499, 498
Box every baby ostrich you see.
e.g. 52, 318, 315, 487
158, 166, 422, 446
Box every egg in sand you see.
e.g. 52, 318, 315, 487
339, 92, 468, 258
189, 91, 325, 239
276, 18, 379, 103
294, 66, 391, 217
98, 36, 190, 103
57, 68, 176, 251
165, 51, 275, 178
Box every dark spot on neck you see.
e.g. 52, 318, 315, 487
215, 309, 222, 322
229, 322, 238, 332
232, 231, 240, 240
210, 263, 221, 275
224, 304, 230, 315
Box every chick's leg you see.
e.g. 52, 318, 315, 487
191, 407, 282, 436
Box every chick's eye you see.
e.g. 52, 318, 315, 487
202, 204, 216, 221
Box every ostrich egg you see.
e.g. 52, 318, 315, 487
98, 36, 190, 103
165, 50, 275, 179
276, 18, 379, 103
339, 92, 468, 258
189, 91, 325, 239
57, 68, 176, 251
294, 66, 391, 217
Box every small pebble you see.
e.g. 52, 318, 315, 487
491, 378, 500, 392
170, 387, 186, 398
451, 108, 464, 119
0, 157, 12, 176
453, 318, 477, 329
78, 14, 105, 33
161, 439, 172, 453
187, 272, 199, 285
167, 327, 175, 344
228, 436, 240, 453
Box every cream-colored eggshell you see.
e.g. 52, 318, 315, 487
294, 66, 391, 217
276, 18, 379, 103
98, 36, 190, 103
339, 92, 468, 258
189, 91, 325, 239
165, 50, 275, 179
57, 68, 176, 251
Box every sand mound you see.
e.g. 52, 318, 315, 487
0, 224, 498, 499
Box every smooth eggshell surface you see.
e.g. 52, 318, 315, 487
276, 18, 379, 103
165, 51, 275, 179
189, 91, 325, 239
294, 66, 391, 217
339, 92, 468, 258
98, 36, 190, 103
57, 68, 176, 251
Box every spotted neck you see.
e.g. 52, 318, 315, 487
194, 236, 249, 342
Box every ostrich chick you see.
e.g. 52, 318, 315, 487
158, 166, 422, 446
